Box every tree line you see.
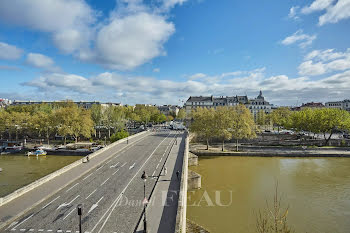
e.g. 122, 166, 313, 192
0, 102, 176, 144
190, 105, 256, 151
257, 107, 350, 145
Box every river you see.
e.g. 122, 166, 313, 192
187, 156, 350, 233
0, 154, 82, 197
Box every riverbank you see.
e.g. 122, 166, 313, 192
190, 143, 350, 157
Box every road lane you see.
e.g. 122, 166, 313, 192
2, 131, 178, 233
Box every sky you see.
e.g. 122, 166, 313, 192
0, 0, 350, 106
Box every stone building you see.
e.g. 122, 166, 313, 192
325, 100, 350, 112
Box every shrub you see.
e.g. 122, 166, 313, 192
110, 130, 129, 143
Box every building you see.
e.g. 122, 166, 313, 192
0, 98, 11, 108
245, 91, 273, 119
326, 100, 350, 112
11, 100, 101, 109
184, 91, 273, 119
157, 105, 180, 116
291, 102, 325, 111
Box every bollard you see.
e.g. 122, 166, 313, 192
77, 204, 82, 233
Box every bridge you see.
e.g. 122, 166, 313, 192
0, 130, 188, 233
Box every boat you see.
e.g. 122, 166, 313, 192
27, 149, 47, 157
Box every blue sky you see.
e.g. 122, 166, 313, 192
0, 0, 350, 106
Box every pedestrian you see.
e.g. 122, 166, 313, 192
86, 155, 89, 162
164, 167, 167, 176
176, 170, 180, 180
127, 137, 129, 144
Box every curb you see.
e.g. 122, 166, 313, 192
0, 131, 148, 230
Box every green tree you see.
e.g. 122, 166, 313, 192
256, 110, 268, 129
214, 107, 233, 151
110, 130, 129, 143
190, 108, 216, 150
230, 105, 256, 151
177, 109, 186, 120
90, 104, 102, 138
270, 107, 291, 132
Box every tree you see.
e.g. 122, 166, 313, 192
90, 104, 102, 138
110, 130, 129, 142
0, 110, 9, 139
54, 106, 76, 144
190, 108, 216, 150
270, 107, 291, 132
230, 105, 256, 151
256, 110, 268, 129
30, 111, 55, 145
102, 106, 126, 138
177, 109, 186, 120
214, 107, 232, 151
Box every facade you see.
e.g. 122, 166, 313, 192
291, 102, 325, 111
157, 105, 180, 116
11, 100, 101, 109
0, 98, 11, 108
326, 100, 350, 112
184, 91, 273, 119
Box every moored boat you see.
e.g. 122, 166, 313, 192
27, 149, 47, 157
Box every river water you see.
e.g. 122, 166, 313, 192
0, 154, 82, 197
187, 156, 350, 233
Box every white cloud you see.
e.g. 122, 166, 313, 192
188, 73, 207, 79
0, 42, 23, 60
93, 12, 175, 70
288, 6, 300, 20
26, 53, 61, 72
153, 68, 160, 72
301, 0, 335, 14
0, 0, 96, 54
300, 0, 350, 25
299, 48, 350, 76
281, 30, 317, 48
0, 0, 180, 70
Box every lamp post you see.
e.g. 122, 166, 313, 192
141, 171, 148, 233
77, 204, 82, 233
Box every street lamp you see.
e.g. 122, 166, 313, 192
141, 171, 148, 233
77, 204, 82, 233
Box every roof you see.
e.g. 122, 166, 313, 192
186, 96, 213, 102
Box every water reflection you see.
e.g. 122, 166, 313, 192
187, 156, 350, 233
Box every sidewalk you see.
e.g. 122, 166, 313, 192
0, 132, 148, 230
136, 133, 185, 233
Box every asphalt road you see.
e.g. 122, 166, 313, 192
2, 130, 183, 233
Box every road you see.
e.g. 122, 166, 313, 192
2, 130, 184, 233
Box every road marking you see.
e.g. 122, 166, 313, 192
88, 196, 104, 214
83, 172, 94, 181
66, 231, 71, 233
47, 230, 53, 232
152, 170, 156, 177
120, 162, 127, 167
156, 163, 159, 169
129, 163, 135, 170
12, 214, 33, 230
5, 221, 18, 230
63, 208, 75, 220
159, 158, 162, 163
29, 229, 34, 232
110, 162, 119, 168
92, 132, 171, 233
100, 177, 110, 186
57, 195, 80, 210
20, 229, 26, 232
86, 189, 97, 200
42, 196, 60, 209
112, 168, 119, 176
57, 230, 63, 233
96, 165, 104, 172
38, 230, 44, 232
66, 183, 79, 193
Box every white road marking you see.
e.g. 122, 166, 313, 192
29, 229, 34, 232
152, 170, 156, 177
42, 196, 60, 209
112, 168, 119, 176
47, 230, 53, 232
65, 183, 79, 193
159, 158, 162, 162
63, 208, 75, 220
92, 132, 171, 233
12, 214, 33, 230
96, 165, 104, 172
120, 162, 127, 167
19, 229, 26, 232
82, 172, 94, 181
57, 230, 63, 233
38, 229, 44, 232
110, 162, 119, 168
57, 195, 80, 210
5, 221, 18, 230
129, 163, 135, 170
156, 163, 159, 169
100, 177, 110, 186
66, 231, 71, 233
88, 196, 104, 214
86, 189, 97, 200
